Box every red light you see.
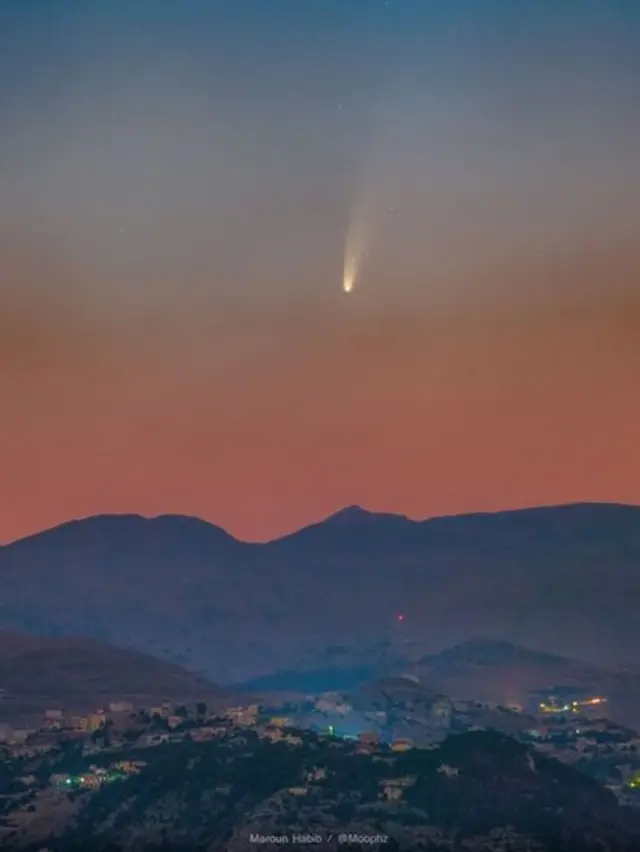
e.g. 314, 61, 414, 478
397, 614, 405, 622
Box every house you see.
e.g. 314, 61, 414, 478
109, 701, 134, 714
191, 726, 223, 742
359, 731, 380, 745
437, 764, 459, 777
225, 705, 260, 726
366, 710, 388, 723
45, 709, 64, 721
391, 738, 414, 752
524, 728, 546, 739
382, 784, 403, 801
307, 767, 328, 782
287, 786, 308, 796
8, 729, 31, 744
71, 712, 106, 733
142, 733, 170, 746
380, 775, 417, 801
261, 726, 284, 742
316, 699, 340, 713
113, 760, 145, 775
357, 730, 380, 753
91, 765, 108, 777
355, 742, 377, 755
431, 700, 452, 726
87, 713, 107, 732
315, 698, 351, 715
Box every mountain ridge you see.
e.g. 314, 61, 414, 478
0, 502, 639, 683
3, 500, 639, 548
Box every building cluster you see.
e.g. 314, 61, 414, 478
51, 759, 147, 791
4, 686, 639, 811
0, 689, 424, 777
521, 710, 640, 806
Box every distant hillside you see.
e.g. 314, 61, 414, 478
412, 638, 602, 692
411, 638, 640, 730
417, 638, 581, 673
0, 503, 639, 682
239, 639, 640, 731
0, 631, 229, 724
235, 638, 602, 695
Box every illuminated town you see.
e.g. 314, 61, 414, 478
538, 696, 608, 714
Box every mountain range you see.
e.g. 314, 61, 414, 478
0, 503, 638, 684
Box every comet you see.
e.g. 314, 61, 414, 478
342, 201, 369, 295
343, 256, 357, 293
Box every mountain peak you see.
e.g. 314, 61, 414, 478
325, 505, 377, 524
323, 505, 412, 526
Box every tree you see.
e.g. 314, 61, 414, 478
150, 714, 169, 732
91, 720, 113, 747
122, 729, 141, 743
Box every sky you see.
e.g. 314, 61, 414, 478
1, 0, 639, 543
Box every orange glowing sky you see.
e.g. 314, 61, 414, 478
1, 1, 639, 542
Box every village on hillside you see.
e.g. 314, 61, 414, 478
1, 680, 640, 817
